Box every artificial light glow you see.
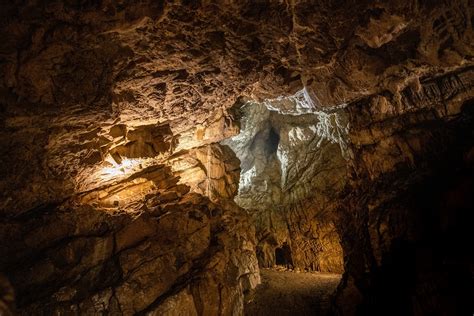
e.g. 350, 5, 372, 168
79, 155, 161, 208
94, 155, 156, 183
101, 157, 141, 177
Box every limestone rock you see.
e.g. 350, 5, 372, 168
0, 274, 15, 316
0, 1, 472, 315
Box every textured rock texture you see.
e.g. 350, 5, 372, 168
0, 162, 260, 315
222, 95, 347, 273
334, 68, 474, 316
0, 274, 15, 316
0, 0, 473, 315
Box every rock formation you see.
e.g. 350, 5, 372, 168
0, 0, 472, 315
222, 93, 347, 273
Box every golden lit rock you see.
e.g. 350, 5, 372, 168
0, 1, 472, 315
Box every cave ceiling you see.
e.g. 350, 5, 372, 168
0, 0, 473, 315
1, 0, 472, 215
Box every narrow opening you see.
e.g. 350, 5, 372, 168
275, 247, 285, 265
267, 127, 280, 155
275, 243, 293, 267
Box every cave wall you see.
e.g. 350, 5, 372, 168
253, 197, 344, 274
0, 152, 260, 315
335, 68, 474, 315
0, 1, 282, 313
223, 98, 347, 273
0, 0, 473, 315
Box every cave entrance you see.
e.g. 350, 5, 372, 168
275, 243, 293, 268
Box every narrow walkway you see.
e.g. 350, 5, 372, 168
245, 269, 341, 316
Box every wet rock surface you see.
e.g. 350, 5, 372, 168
0, 0, 472, 315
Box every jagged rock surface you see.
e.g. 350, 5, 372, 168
0, 0, 473, 315
0, 163, 260, 315
334, 68, 474, 315
222, 97, 347, 273
0, 274, 14, 316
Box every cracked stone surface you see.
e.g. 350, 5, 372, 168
222, 92, 348, 273
0, 163, 260, 315
0, 1, 473, 315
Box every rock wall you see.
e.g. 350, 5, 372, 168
0, 274, 15, 315
0, 157, 260, 315
0, 2, 269, 313
253, 198, 344, 274
0, 0, 473, 315
335, 68, 474, 315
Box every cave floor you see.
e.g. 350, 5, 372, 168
244, 268, 342, 316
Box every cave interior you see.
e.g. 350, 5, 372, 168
0, 1, 473, 315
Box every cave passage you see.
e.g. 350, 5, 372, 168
274, 243, 293, 267
222, 91, 348, 315
222, 90, 348, 273
266, 127, 280, 155
0, 2, 472, 315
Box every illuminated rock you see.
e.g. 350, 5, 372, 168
0, 1, 472, 315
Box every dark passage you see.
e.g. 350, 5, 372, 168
275, 243, 293, 267
267, 127, 280, 154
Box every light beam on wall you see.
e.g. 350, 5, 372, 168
98, 154, 144, 181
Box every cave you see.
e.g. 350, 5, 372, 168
275, 247, 286, 266
274, 244, 293, 268
0, 1, 473, 316
266, 127, 280, 155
